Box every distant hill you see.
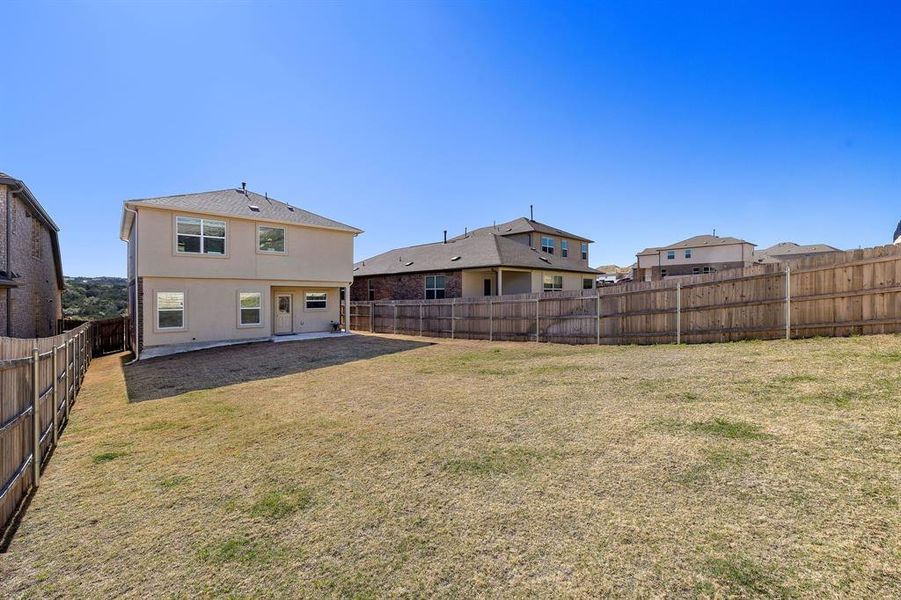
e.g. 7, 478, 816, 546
63, 276, 128, 320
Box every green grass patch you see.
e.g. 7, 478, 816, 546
158, 475, 190, 489
690, 418, 768, 440
197, 536, 277, 564
774, 374, 819, 384
705, 556, 789, 596
441, 446, 548, 476
92, 451, 129, 464
249, 488, 314, 519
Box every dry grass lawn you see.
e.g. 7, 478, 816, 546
1, 333, 899, 598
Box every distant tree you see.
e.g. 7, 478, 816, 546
62, 276, 128, 320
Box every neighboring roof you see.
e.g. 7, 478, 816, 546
450, 217, 593, 243
354, 232, 599, 277
637, 234, 754, 256
894, 220, 901, 242
121, 187, 362, 238
0, 172, 64, 288
755, 242, 841, 258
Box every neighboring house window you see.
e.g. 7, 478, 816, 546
582, 278, 593, 290
693, 267, 700, 274
684, 249, 692, 258
156, 292, 185, 329
661, 269, 668, 277
258, 225, 286, 253
425, 275, 446, 299
667, 250, 675, 260
543, 275, 563, 291
561, 240, 569, 257
367, 280, 375, 301
702, 266, 713, 274
176, 216, 226, 255
239, 292, 262, 326
581, 242, 588, 260
305, 292, 328, 310
541, 236, 555, 254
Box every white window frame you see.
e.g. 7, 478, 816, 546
684, 249, 692, 258
237, 291, 263, 327
543, 274, 563, 291
367, 279, 375, 301
304, 291, 328, 311
666, 250, 675, 260
582, 278, 594, 290
425, 275, 446, 299
561, 240, 569, 257
174, 215, 227, 256
580, 242, 588, 260
541, 236, 555, 254
256, 224, 287, 254
155, 291, 186, 332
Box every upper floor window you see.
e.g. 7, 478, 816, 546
543, 275, 563, 291
176, 216, 226, 255
666, 250, 675, 260
541, 236, 555, 254
368, 279, 375, 301
684, 249, 692, 258
425, 275, 446, 299
581, 242, 588, 260
258, 225, 286, 253
561, 240, 569, 257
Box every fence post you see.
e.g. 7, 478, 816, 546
393, 304, 398, 335
675, 281, 681, 345
596, 293, 601, 345
489, 300, 493, 342
370, 302, 374, 333
785, 266, 791, 340
52, 346, 59, 445
451, 300, 455, 340
32, 347, 41, 488
419, 303, 424, 337
64, 338, 71, 421
535, 297, 540, 343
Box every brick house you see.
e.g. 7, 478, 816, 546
352, 217, 598, 301
0, 173, 64, 338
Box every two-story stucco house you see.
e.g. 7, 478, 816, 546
352, 217, 598, 301
120, 186, 361, 359
0, 172, 64, 338
634, 235, 756, 281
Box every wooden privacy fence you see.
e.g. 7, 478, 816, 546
350, 244, 901, 344
0, 323, 93, 546
90, 316, 131, 356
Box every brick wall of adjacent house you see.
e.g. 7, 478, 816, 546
351, 271, 463, 301
0, 183, 62, 338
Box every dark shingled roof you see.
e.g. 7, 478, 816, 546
637, 234, 753, 256
894, 220, 901, 243
124, 188, 361, 233
450, 217, 593, 243
354, 232, 598, 276
754, 242, 841, 259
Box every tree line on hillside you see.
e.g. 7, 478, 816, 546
62, 276, 128, 320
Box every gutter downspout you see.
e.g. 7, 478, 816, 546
122, 206, 139, 362
6, 183, 23, 336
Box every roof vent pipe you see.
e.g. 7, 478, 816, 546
241, 182, 247, 195
530, 204, 534, 221
444, 230, 447, 244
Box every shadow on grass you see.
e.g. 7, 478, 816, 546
123, 335, 432, 402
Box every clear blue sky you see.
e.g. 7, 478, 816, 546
2, 1, 899, 277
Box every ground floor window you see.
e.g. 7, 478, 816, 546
239, 292, 262, 325
368, 279, 375, 301
305, 292, 328, 310
583, 278, 594, 289
425, 275, 446, 299
156, 291, 185, 329
543, 275, 563, 291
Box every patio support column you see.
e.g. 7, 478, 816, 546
344, 285, 351, 332
497, 269, 503, 296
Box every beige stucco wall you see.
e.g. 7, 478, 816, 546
140, 277, 341, 348
638, 243, 754, 268
461, 269, 497, 297
135, 206, 355, 284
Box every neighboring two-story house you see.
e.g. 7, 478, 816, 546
635, 235, 756, 281
120, 186, 361, 359
0, 172, 64, 338
752, 241, 841, 263
352, 217, 598, 301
